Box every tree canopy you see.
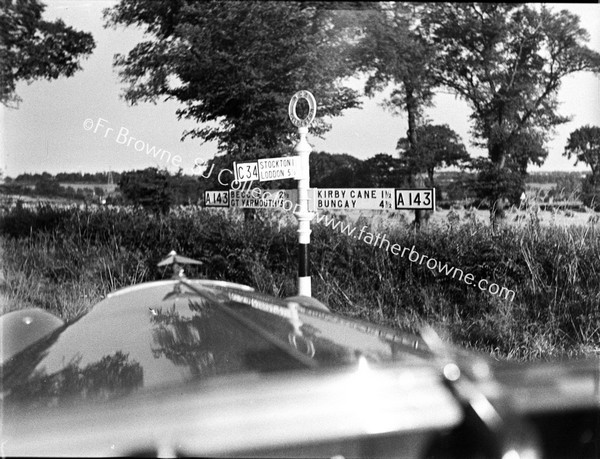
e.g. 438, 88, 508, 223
104, 0, 362, 157
119, 167, 172, 214
1, 0, 95, 106
422, 3, 600, 169
397, 124, 469, 187
564, 125, 600, 183
352, 3, 437, 137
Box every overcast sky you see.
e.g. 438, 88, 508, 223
1, 1, 599, 178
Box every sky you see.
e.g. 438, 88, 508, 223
1, 1, 599, 178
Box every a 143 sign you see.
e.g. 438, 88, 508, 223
395, 189, 435, 210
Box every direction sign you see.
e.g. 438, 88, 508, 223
230, 189, 299, 209
204, 190, 229, 207
257, 157, 300, 182
315, 188, 395, 210
395, 188, 435, 210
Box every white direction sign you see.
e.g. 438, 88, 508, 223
230, 189, 299, 209
395, 188, 435, 210
204, 190, 229, 207
315, 188, 395, 210
257, 157, 300, 181
234, 157, 302, 182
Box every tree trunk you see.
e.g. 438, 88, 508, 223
489, 141, 507, 226
405, 84, 428, 228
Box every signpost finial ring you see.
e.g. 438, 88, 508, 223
288, 90, 317, 128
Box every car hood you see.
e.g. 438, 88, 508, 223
1, 279, 598, 457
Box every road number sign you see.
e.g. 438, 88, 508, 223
234, 161, 259, 183
204, 190, 229, 207
234, 157, 301, 182
395, 189, 435, 210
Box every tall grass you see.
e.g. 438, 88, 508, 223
1, 203, 599, 361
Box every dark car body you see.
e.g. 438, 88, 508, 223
1, 276, 599, 457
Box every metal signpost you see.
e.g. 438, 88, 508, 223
204, 89, 436, 297
288, 90, 316, 297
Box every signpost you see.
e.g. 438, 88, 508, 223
204, 89, 437, 298
288, 90, 316, 298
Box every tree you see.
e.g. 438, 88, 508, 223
421, 3, 600, 220
351, 2, 439, 226
564, 125, 600, 210
309, 151, 363, 188
396, 124, 470, 188
103, 1, 361, 157
564, 125, 600, 184
1, 0, 95, 106
119, 168, 172, 215
354, 153, 407, 188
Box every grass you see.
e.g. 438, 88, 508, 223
1, 202, 599, 362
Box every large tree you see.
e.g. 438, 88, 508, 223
1, 0, 95, 107
103, 1, 361, 158
421, 3, 600, 219
351, 2, 438, 226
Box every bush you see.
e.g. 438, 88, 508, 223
1, 205, 599, 361
580, 175, 600, 210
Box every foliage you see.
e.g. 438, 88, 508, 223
119, 168, 172, 214
354, 153, 407, 188
309, 151, 363, 188
580, 175, 600, 211
564, 125, 600, 183
34, 178, 63, 197
422, 3, 600, 171
468, 159, 526, 212
397, 124, 470, 187
103, 0, 361, 156
2, 205, 600, 361
0, 0, 95, 106
351, 2, 437, 137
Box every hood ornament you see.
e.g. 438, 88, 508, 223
157, 250, 202, 279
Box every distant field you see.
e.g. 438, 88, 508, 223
256, 205, 599, 231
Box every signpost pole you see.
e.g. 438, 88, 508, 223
288, 90, 316, 297
294, 125, 313, 297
